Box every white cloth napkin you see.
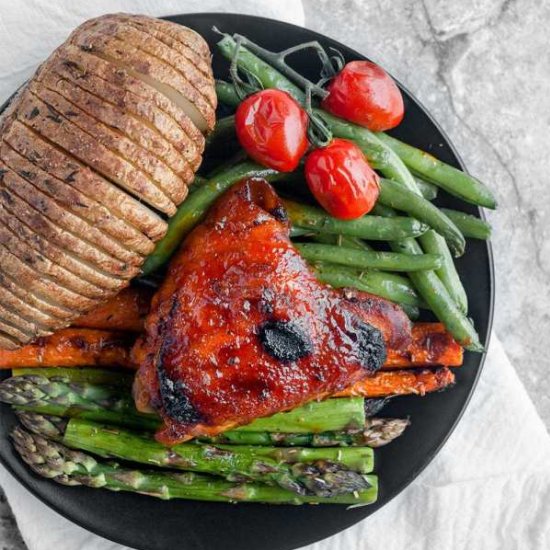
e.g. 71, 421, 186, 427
1, 2, 549, 549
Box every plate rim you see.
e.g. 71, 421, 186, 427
0, 12, 495, 550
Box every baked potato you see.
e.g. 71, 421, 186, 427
0, 13, 216, 348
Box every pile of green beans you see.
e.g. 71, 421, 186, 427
142, 33, 495, 352
211, 34, 495, 351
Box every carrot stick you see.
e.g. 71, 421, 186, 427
0, 323, 462, 370
0, 329, 136, 369
335, 368, 455, 398
383, 323, 463, 368
72, 287, 153, 332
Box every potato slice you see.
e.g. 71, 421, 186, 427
71, 24, 215, 132
30, 81, 188, 204
0, 269, 73, 321
108, 22, 216, 108
0, 332, 20, 350
0, 154, 144, 270
0, 301, 50, 339
0, 220, 109, 299
0, 239, 99, 311
17, 91, 177, 215
0, 283, 58, 330
0, 310, 35, 343
125, 18, 213, 79
135, 15, 212, 60
0, 14, 216, 347
49, 46, 204, 170
5, 121, 166, 242
0, 140, 155, 257
39, 70, 194, 182
0, 201, 126, 291
0, 166, 138, 278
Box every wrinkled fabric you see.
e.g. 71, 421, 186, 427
0, 1, 549, 549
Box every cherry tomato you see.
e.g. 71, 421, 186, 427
304, 138, 380, 220
322, 61, 404, 131
235, 89, 309, 172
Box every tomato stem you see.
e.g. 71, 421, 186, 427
232, 34, 330, 100
304, 84, 333, 147
229, 37, 264, 99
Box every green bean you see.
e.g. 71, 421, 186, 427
313, 263, 425, 308
215, 40, 494, 212
390, 237, 482, 350
142, 162, 281, 274
187, 175, 208, 193
415, 178, 438, 200
295, 243, 442, 272
289, 226, 315, 238
419, 230, 468, 313
376, 133, 497, 209
284, 199, 428, 241
398, 302, 420, 320
378, 178, 465, 256
302, 233, 426, 321
215, 80, 241, 107
206, 114, 236, 145
310, 233, 374, 251
371, 203, 396, 217
440, 209, 492, 240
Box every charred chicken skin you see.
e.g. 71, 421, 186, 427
133, 179, 410, 445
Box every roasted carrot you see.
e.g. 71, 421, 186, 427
0, 329, 135, 369
72, 287, 153, 332
0, 323, 462, 370
335, 368, 455, 398
384, 323, 463, 368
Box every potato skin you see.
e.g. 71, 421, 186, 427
0, 13, 215, 348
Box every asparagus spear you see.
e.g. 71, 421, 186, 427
12, 367, 134, 386
16, 411, 408, 448
12, 427, 378, 505
0, 374, 367, 434
59, 418, 373, 497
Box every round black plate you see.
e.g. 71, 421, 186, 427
0, 13, 494, 550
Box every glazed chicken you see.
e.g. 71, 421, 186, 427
133, 178, 411, 445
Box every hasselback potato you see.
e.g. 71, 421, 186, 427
0, 13, 216, 348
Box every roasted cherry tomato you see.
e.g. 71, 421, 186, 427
304, 138, 380, 220
235, 89, 309, 172
322, 61, 404, 131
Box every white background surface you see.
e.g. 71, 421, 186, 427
0, 1, 548, 549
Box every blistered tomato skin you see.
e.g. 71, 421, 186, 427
304, 138, 380, 220
322, 61, 404, 131
235, 89, 309, 172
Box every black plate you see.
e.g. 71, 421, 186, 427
0, 13, 494, 550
